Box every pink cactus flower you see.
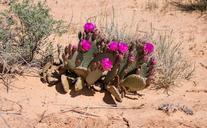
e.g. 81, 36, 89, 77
80, 39, 92, 52
144, 42, 154, 54
108, 41, 118, 51
118, 42, 128, 54
101, 58, 113, 71
84, 22, 96, 33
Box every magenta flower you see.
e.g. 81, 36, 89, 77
108, 41, 118, 51
84, 22, 96, 33
118, 42, 128, 54
80, 39, 92, 52
144, 42, 154, 54
101, 58, 113, 71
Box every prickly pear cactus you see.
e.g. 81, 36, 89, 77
42, 22, 157, 103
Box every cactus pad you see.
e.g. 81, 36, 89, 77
73, 67, 88, 79
86, 69, 103, 85
120, 74, 147, 91
75, 77, 84, 91
61, 74, 71, 93
140, 63, 149, 78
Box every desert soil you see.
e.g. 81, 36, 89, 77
0, 0, 207, 128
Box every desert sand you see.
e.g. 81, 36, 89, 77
0, 0, 207, 128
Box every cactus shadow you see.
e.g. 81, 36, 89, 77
69, 87, 95, 97
103, 91, 117, 105
43, 79, 116, 105
55, 82, 68, 94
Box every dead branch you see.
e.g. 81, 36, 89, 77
60, 109, 100, 117
186, 89, 207, 93
200, 63, 207, 70
123, 117, 130, 128
62, 104, 144, 111
38, 110, 47, 123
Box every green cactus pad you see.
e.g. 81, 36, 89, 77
66, 52, 78, 70
61, 74, 71, 93
73, 67, 89, 79
75, 52, 84, 67
140, 63, 149, 78
106, 85, 122, 102
120, 74, 147, 91
86, 69, 103, 85
75, 77, 84, 91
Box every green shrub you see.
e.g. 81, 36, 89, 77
0, 0, 67, 74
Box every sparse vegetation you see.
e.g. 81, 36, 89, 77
0, 0, 67, 75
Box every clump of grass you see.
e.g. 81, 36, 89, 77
89, 7, 140, 43
172, 0, 207, 12
0, 0, 68, 75
148, 30, 194, 93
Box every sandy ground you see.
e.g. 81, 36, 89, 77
0, 0, 207, 128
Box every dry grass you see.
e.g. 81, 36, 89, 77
148, 29, 195, 92
87, 7, 140, 43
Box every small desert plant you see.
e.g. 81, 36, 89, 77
0, 0, 67, 74
42, 22, 157, 102
148, 30, 194, 92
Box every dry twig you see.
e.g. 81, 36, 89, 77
186, 89, 207, 93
